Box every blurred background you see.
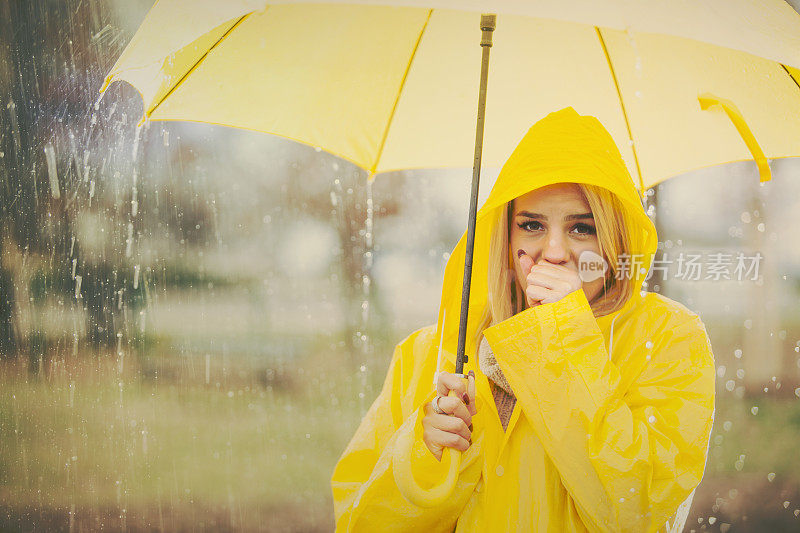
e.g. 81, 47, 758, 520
1, 1, 800, 531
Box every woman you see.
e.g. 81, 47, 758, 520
331, 107, 716, 532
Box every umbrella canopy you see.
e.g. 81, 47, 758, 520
101, 0, 800, 192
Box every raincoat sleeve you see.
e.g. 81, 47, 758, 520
482, 288, 715, 533
331, 326, 484, 532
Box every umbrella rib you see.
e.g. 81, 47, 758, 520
781, 63, 800, 93
146, 13, 252, 119
594, 27, 646, 200
370, 9, 434, 176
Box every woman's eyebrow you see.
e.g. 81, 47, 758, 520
515, 211, 594, 221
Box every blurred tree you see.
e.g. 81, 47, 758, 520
0, 1, 137, 361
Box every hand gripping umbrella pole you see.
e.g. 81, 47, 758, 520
393, 13, 495, 508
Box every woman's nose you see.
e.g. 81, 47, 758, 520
541, 233, 570, 265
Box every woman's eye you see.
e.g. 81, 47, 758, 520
572, 223, 597, 236
517, 221, 542, 232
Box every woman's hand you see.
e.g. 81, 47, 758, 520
422, 371, 477, 461
519, 253, 582, 308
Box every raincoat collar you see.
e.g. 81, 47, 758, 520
432, 107, 658, 369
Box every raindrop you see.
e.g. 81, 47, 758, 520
131, 187, 138, 217
131, 123, 143, 160
767, 472, 776, 482
750, 406, 758, 415
125, 222, 134, 257
44, 143, 61, 199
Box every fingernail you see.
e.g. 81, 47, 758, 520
468, 370, 475, 379
517, 248, 526, 258
462, 393, 470, 406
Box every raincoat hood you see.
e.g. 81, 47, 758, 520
435, 107, 658, 366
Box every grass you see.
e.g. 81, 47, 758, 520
0, 345, 385, 531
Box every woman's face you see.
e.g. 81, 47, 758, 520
509, 183, 605, 305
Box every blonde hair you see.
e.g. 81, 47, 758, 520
475, 183, 635, 347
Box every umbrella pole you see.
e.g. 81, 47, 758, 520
455, 14, 496, 375
393, 15, 498, 509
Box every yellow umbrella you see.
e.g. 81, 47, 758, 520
101, 0, 800, 509
101, 0, 800, 191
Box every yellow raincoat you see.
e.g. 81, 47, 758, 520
331, 107, 716, 532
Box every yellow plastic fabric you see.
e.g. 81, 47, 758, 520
102, 0, 800, 189
331, 107, 716, 532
